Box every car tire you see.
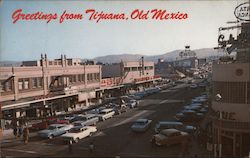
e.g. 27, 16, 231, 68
48, 135, 54, 139
75, 138, 79, 143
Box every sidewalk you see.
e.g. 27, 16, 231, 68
1, 129, 37, 148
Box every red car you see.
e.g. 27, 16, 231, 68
31, 117, 69, 131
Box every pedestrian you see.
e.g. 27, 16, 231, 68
89, 141, 95, 153
68, 143, 73, 154
23, 127, 29, 144
151, 136, 156, 147
18, 125, 23, 138
13, 126, 17, 138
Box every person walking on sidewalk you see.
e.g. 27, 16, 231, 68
23, 127, 29, 144
13, 126, 17, 138
18, 125, 23, 138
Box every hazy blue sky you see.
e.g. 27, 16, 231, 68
0, 0, 246, 61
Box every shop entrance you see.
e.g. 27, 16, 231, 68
221, 136, 233, 156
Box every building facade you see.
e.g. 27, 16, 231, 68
0, 55, 160, 120
211, 22, 250, 157
0, 55, 101, 118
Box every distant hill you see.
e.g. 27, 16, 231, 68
94, 48, 225, 63
0, 48, 225, 66
0, 61, 21, 67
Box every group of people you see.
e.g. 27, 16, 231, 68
13, 125, 29, 144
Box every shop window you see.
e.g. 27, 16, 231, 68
132, 67, 137, 71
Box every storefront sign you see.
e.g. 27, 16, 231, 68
215, 111, 236, 120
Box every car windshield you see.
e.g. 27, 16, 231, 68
134, 121, 145, 126
99, 111, 107, 114
74, 123, 82, 126
48, 126, 57, 130
69, 128, 81, 133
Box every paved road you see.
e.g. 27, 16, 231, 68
1, 83, 209, 157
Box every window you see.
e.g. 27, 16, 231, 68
18, 81, 23, 90
37, 78, 42, 87
24, 79, 29, 89
0, 80, 13, 92
124, 67, 130, 72
213, 81, 247, 104
32, 78, 37, 88
132, 67, 138, 71
78, 74, 81, 82
18, 78, 30, 90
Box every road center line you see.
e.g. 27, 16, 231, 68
4, 148, 37, 154
110, 110, 151, 127
160, 100, 168, 104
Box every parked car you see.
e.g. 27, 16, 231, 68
154, 121, 183, 133
183, 105, 202, 111
72, 114, 98, 126
134, 92, 147, 99
38, 124, 73, 139
131, 119, 152, 132
31, 117, 62, 131
199, 107, 208, 113
190, 84, 198, 89
175, 110, 204, 122
128, 94, 141, 101
192, 97, 207, 103
154, 121, 196, 134
50, 117, 70, 124
126, 99, 138, 108
113, 105, 127, 115
97, 108, 115, 121
61, 126, 97, 144
151, 129, 189, 146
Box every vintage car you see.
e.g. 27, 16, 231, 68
31, 117, 65, 131
38, 124, 73, 139
126, 99, 138, 108
175, 110, 204, 122
151, 129, 189, 146
97, 108, 115, 121
61, 126, 97, 144
72, 114, 99, 126
131, 119, 152, 132
154, 121, 196, 134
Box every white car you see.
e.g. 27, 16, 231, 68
61, 126, 97, 144
97, 108, 115, 121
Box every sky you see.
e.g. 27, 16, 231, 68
0, 0, 247, 61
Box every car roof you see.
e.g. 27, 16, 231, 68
73, 126, 87, 129
73, 120, 85, 123
83, 114, 95, 117
158, 121, 183, 125
161, 129, 180, 135
49, 124, 65, 127
100, 108, 113, 112
136, 119, 148, 122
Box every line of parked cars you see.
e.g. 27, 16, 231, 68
34, 93, 144, 143
34, 87, 163, 144
175, 93, 209, 123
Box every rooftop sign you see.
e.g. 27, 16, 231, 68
234, 2, 250, 21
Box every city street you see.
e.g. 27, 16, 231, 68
1, 83, 209, 157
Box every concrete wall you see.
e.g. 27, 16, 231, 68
212, 63, 250, 82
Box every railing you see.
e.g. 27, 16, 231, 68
213, 118, 250, 131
